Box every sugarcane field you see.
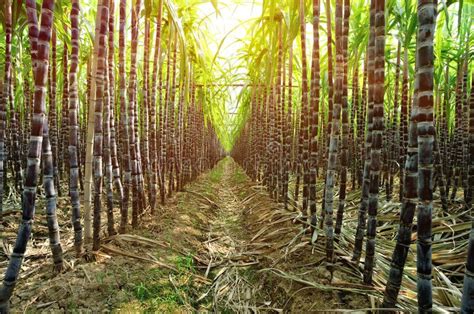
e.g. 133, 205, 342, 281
0, 0, 472, 312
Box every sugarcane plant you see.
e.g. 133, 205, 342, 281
0, 0, 56, 310
0, 0, 472, 311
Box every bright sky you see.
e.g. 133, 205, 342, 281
197, 1, 261, 69
197, 1, 262, 135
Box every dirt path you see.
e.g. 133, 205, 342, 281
1, 157, 369, 312
196, 159, 265, 312
178, 158, 368, 312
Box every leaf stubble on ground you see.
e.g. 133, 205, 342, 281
0, 157, 464, 312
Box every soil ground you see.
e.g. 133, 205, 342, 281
0, 157, 464, 312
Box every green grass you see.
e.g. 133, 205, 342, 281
208, 164, 224, 183
232, 168, 248, 185
129, 273, 184, 311
95, 271, 106, 285
124, 254, 201, 312
66, 301, 79, 312
175, 255, 195, 274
